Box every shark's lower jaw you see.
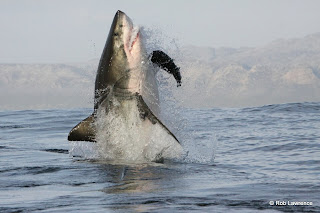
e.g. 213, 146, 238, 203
114, 73, 142, 95
113, 87, 137, 99
113, 84, 140, 98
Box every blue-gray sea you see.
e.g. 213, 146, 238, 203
1, 102, 319, 212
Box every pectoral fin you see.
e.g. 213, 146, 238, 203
68, 114, 96, 142
136, 94, 180, 144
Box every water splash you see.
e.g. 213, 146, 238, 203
93, 95, 183, 163
69, 27, 218, 165
69, 141, 99, 159
142, 27, 217, 164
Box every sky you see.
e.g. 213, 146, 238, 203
1, 0, 320, 63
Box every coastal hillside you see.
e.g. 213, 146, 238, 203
1, 33, 320, 110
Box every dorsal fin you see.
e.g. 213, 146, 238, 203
68, 114, 96, 142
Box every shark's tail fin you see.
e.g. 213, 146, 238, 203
68, 114, 96, 142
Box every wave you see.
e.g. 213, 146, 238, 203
241, 102, 320, 113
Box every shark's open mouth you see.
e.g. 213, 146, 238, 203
128, 26, 140, 53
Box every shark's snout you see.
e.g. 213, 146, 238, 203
116, 10, 125, 16
109, 10, 142, 56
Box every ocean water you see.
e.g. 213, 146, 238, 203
0, 102, 319, 212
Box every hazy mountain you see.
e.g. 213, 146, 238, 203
0, 63, 97, 110
176, 33, 320, 107
1, 33, 320, 110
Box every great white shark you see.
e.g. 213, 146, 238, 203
68, 10, 183, 162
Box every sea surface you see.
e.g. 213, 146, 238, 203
0, 102, 319, 212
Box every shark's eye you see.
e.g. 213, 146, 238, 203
119, 24, 124, 27
114, 33, 119, 36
